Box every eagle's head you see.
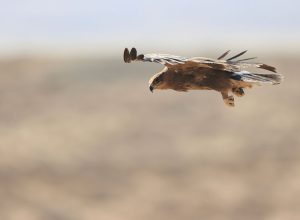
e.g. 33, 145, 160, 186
149, 73, 164, 92
148, 68, 168, 92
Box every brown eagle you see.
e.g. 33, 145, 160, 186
123, 48, 283, 107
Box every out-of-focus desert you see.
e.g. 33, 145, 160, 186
0, 54, 299, 220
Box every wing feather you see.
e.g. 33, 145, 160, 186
217, 50, 231, 60
227, 50, 248, 61
124, 48, 188, 65
124, 48, 131, 63
130, 47, 137, 60
235, 57, 257, 62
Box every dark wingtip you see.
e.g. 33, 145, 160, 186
124, 48, 131, 63
258, 64, 277, 73
227, 50, 248, 61
235, 57, 257, 62
137, 54, 144, 60
217, 50, 231, 60
130, 48, 137, 61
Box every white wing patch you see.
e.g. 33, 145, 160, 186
142, 54, 188, 65
142, 54, 223, 66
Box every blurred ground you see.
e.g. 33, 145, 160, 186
0, 54, 299, 220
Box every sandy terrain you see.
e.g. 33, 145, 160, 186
0, 54, 299, 220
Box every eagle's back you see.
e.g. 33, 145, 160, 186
163, 67, 236, 92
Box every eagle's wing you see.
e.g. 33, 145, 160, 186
124, 48, 188, 66
124, 48, 225, 70
215, 50, 276, 72
124, 48, 276, 73
188, 50, 276, 73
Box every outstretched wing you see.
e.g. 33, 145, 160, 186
215, 50, 276, 72
124, 48, 226, 70
124, 47, 188, 66
188, 50, 276, 73
124, 48, 277, 73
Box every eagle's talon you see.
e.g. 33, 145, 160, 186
223, 95, 235, 107
232, 88, 245, 97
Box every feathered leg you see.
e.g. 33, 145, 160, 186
221, 91, 235, 107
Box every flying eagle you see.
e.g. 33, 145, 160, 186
123, 48, 283, 107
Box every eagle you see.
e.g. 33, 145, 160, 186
123, 47, 283, 107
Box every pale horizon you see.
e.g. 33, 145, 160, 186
0, 0, 299, 56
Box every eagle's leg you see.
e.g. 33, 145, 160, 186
221, 91, 235, 107
232, 87, 245, 97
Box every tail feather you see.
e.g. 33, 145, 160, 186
231, 71, 283, 85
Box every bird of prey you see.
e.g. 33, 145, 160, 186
123, 47, 283, 107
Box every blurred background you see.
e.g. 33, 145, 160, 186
0, 0, 299, 219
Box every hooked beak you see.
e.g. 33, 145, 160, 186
149, 85, 154, 93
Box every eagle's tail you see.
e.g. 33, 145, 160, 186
231, 71, 283, 85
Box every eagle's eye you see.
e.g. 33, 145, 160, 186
153, 77, 161, 85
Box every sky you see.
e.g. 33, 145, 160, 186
0, 0, 299, 56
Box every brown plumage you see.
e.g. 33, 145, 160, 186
124, 48, 283, 107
